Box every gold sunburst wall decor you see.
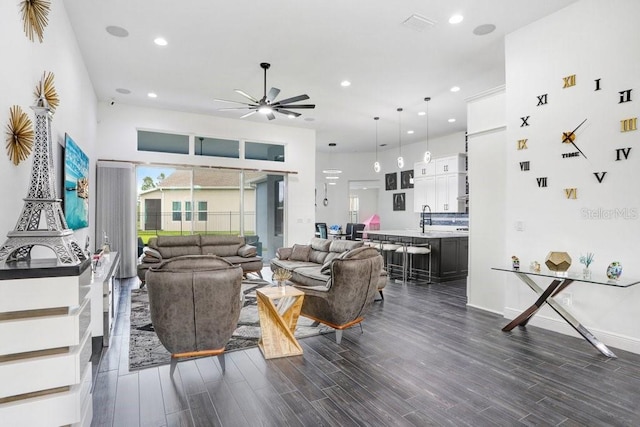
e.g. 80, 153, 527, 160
5, 105, 35, 166
34, 71, 59, 113
20, 0, 51, 43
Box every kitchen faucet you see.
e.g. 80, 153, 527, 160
421, 204, 432, 233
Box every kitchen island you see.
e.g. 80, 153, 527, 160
365, 229, 468, 282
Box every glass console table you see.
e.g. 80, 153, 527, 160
492, 267, 639, 358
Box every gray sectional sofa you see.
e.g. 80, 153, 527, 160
138, 235, 263, 283
270, 237, 387, 298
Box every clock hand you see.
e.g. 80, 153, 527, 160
570, 118, 588, 135
562, 118, 588, 159
570, 140, 588, 159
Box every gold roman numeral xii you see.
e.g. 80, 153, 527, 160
563, 74, 576, 88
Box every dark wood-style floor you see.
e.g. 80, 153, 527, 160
91, 272, 640, 427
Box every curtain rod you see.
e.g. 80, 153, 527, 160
96, 159, 298, 175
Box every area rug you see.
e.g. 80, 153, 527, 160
129, 279, 327, 370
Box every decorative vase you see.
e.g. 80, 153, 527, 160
606, 262, 623, 280
582, 267, 591, 279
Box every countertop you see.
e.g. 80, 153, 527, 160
365, 229, 469, 239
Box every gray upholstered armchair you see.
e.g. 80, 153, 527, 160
292, 246, 383, 344
145, 255, 243, 375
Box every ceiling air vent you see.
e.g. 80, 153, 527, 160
401, 14, 436, 32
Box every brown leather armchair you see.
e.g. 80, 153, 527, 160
292, 246, 383, 343
145, 255, 243, 375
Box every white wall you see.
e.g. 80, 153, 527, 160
467, 87, 507, 314
0, 1, 97, 254
502, 0, 640, 353
316, 132, 467, 229
95, 102, 316, 246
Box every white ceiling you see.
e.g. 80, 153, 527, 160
63, 0, 577, 153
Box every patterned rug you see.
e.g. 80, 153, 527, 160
129, 278, 327, 370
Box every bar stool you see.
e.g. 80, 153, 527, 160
396, 242, 431, 284
379, 239, 402, 278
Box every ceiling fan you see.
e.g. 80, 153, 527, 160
214, 62, 315, 120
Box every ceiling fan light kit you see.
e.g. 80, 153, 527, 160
215, 62, 315, 120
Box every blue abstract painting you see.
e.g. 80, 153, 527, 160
64, 134, 89, 230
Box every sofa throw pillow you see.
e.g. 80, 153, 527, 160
238, 244, 257, 258
290, 244, 311, 262
142, 247, 162, 260
277, 247, 292, 260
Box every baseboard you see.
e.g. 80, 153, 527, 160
465, 303, 503, 316
503, 307, 640, 355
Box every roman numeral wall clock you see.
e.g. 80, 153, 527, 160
516, 72, 636, 199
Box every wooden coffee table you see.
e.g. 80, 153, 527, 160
256, 286, 305, 359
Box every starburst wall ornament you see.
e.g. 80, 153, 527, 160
5, 105, 34, 165
34, 71, 59, 113
20, 0, 51, 43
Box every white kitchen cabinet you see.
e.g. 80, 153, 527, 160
413, 161, 435, 179
414, 176, 436, 212
414, 153, 466, 213
435, 173, 466, 212
435, 154, 466, 174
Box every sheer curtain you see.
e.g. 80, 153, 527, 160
96, 161, 136, 278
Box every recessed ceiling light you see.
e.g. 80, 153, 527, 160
448, 118, 456, 123
106, 25, 129, 37
115, 88, 131, 94
340, 80, 351, 87
328, 182, 337, 186
450, 86, 460, 92
473, 24, 496, 36
147, 92, 157, 98
418, 111, 426, 116
326, 176, 340, 180
322, 169, 342, 174
407, 130, 414, 134
448, 14, 464, 24
154, 37, 168, 46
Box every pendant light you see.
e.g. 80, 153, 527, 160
373, 116, 381, 173
397, 107, 404, 169
423, 97, 432, 163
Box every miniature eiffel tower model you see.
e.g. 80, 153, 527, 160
0, 95, 86, 266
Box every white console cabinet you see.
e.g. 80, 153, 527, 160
414, 154, 466, 213
0, 259, 93, 427
89, 252, 120, 353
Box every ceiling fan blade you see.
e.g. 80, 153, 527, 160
274, 108, 301, 117
267, 112, 276, 121
234, 89, 260, 103
240, 110, 258, 118
213, 98, 252, 106
272, 94, 309, 105
266, 87, 281, 103
278, 104, 315, 109
218, 107, 254, 111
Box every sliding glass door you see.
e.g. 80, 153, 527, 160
136, 165, 284, 262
